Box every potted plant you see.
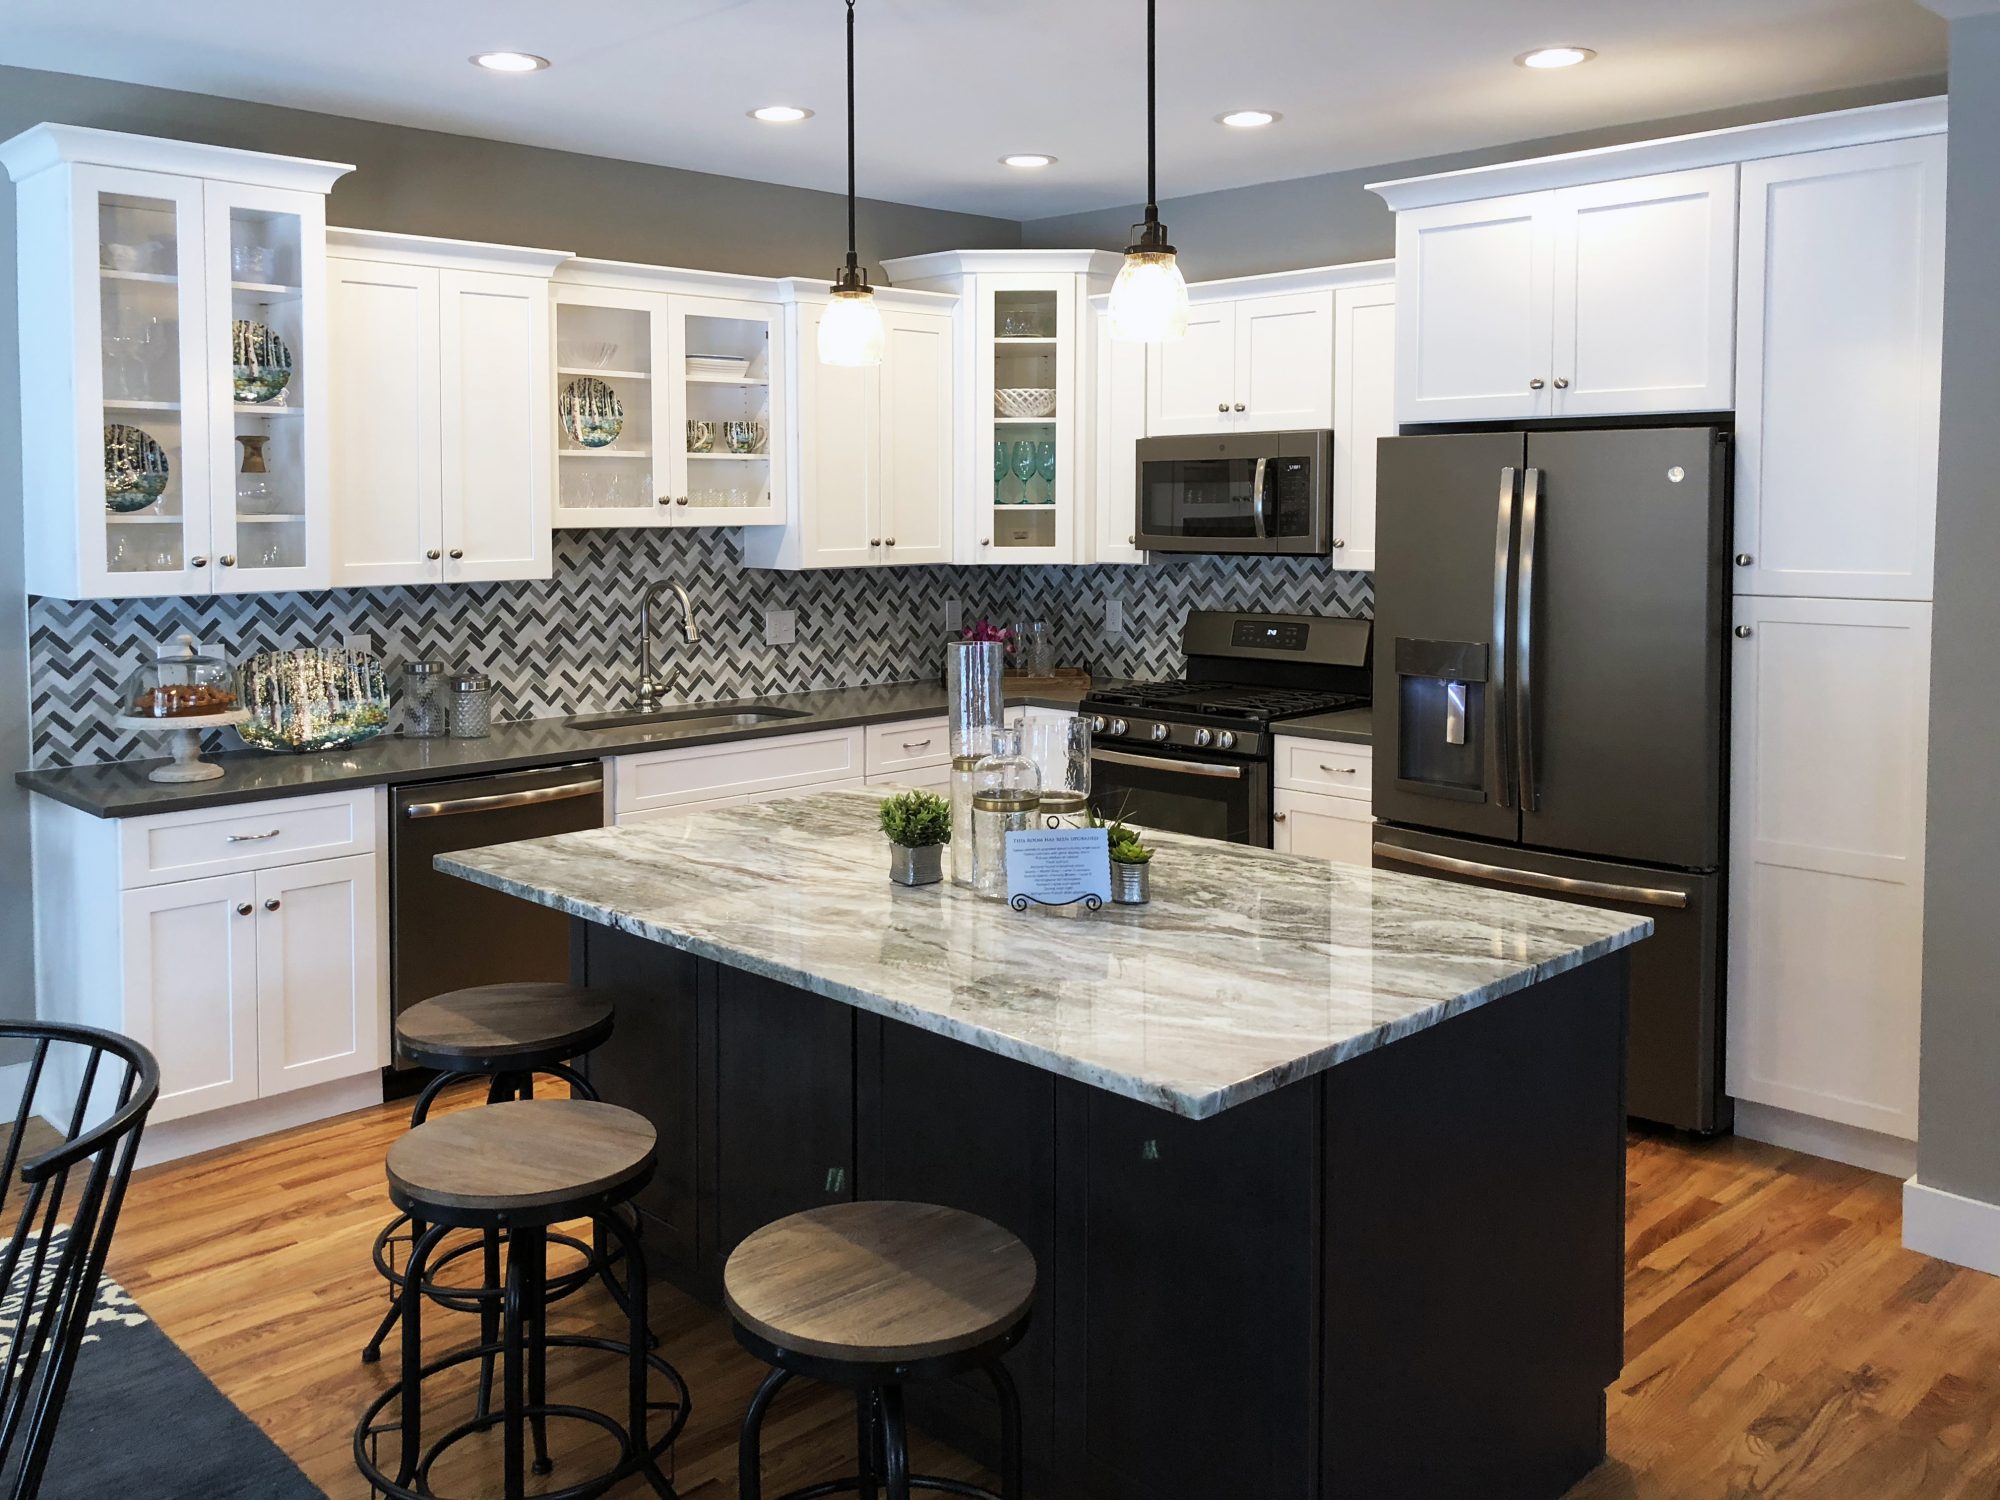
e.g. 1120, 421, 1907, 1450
1103, 814, 1155, 905
880, 789, 952, 887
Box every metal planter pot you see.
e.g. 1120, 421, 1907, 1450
1113, 860, 1151, 905
889, 841, 945, 887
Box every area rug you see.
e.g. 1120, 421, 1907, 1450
3, 1235, 325, 1498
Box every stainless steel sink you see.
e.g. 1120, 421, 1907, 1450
563, 705, 812, 734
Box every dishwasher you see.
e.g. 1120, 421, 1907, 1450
388, 761, 605, 1090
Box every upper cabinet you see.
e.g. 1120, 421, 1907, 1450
1733, 136, 1946, 603
1089, 296, 1147, 566
326, 230, 565, 588
1331, 281, 1396, 572
1388, 166, 1737, 424
2, 124, 351, 599
1147, 289, 1334, 434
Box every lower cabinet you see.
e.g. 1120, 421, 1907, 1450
1271, 735, 1374, 864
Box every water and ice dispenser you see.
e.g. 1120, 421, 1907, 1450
1392, 638, 1491, 798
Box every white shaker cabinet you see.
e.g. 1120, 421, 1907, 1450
1145, 301, 1239, 433
1271, 791, 1373, 866
120, 873, 262, 1121
328, 230, 564, 588
253, 853, 380, 1098
1331, 282, 1396, 573
1089, 300, 1147, 565
877, 308, 957, 565
1726, 596, 1931, 1142
1733, 137, 1946, 603
1145, 290, 1334, 434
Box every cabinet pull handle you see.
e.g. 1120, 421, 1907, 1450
226, 829, 282, 843
234, 902, 253, 916
900, 738, 933, 751
190, 555, 209, 567
1528, 378, 1546, 391
1735, 625, 1753, 639
1735, 553, 1754, 567
1319, 764, 1357, 775
263, 898, 281, 912
1553, 377, 1570, 390
448, 548, 464, 560
219, 555, 236, 567
425, 548, 441, 560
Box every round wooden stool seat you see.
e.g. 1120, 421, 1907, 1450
725, 1200, 1037, 1366
394, 982, 613, 1072
386, 1098, 655, 1227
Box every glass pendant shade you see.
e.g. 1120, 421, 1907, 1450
819, 285, 885, 367
1108, 248, 1190, 343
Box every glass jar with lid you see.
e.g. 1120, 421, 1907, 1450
970, 728, 1041, 899
447, 672, 493, 738
120, 635, 240, 720
401, 660, 449, 738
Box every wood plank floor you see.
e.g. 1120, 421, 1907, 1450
103, 1091, 2000, 1499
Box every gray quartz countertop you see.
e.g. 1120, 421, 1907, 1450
16, 680, 1091, 819
438, 788, 1650, 1119
1276, 706, 1374, 744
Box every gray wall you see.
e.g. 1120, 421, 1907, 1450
1020, 81, 1944, 280
1918, 15, 2000, 1206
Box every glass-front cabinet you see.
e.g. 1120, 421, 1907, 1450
1, 125, 348, 599
551, 263, 787, 530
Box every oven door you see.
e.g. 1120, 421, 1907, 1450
1090, 744, 1271, 847
1134, 430, 1332, 555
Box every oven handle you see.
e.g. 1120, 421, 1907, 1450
403, 777, 604, 820
1371, 843, 1690, 910
1091, 747, 1245, 781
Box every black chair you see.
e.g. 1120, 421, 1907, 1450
0, 1022, 160, 1500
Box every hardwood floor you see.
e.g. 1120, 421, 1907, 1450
104, 1091, 2000, 1499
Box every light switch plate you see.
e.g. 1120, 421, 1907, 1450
944, 598, 963, 633
763, 608, 797, 647
1104, 598, 1125, 636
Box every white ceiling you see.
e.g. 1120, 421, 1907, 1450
0, 0, 1947, 219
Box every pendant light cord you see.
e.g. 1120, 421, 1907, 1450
845, 0, 859, 272
1146, 0, 1157, 217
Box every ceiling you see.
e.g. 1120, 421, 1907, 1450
0, 0, 1947, 219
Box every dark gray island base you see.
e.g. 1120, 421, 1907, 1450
576, 925, 1628, 1500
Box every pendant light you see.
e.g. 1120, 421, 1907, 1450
1107, 0, 1189, 343
819, 0, 885, 366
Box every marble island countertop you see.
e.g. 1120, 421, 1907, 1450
439, 789, 1650, 1119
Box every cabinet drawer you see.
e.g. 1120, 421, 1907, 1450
613, 728, 866, 815
616, 778, 868, 827
865, 717, 949, 776
867, 764, 951, 791
1273, 738, 1372, 800
119, 788, 377, 889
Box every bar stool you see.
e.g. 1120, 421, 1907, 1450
362, 982, 630, 1370
354, 1097, 689, 1500
728, 1201, 1035, 1500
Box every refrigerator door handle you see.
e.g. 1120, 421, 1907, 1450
1371, 843, 1691, 910
1491, 466, 1519, 809
1515, 466, 1542, 813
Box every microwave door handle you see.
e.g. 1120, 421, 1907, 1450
1515, 466, 1542, 813
1251, 455, 1269, 540
1491, 466, 1519, 810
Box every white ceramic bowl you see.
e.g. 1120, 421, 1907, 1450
995, 387, 1057, 419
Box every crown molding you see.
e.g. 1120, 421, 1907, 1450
0, 122, 352, 193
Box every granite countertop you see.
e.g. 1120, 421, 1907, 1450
1276, 706, 1373, 744
17, 680, 1092, 819
438, 789, 1651, 1120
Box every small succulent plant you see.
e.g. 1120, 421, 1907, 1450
879, 789, 952, 849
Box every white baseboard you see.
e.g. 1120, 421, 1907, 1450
136, 1073, 384, 1169
1732, 1099, 1918, 1178
1904, 1177, 2000, 1276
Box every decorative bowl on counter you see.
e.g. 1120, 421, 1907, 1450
995, 387, 1057, 419
237, 646, 391, 752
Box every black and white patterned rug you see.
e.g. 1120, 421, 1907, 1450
0, 1233, 324, 1498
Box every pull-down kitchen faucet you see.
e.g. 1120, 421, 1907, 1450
635, 581, 701, 708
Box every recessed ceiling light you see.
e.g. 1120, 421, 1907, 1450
469, 51, 550, 73
1001, 153, 1056, 169
1516, 45, 1596, 69
751, 105, 814, 123
1217, 110, 1279, 129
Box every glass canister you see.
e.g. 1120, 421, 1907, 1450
401, 660, 449, 738
947, 639, 1006, 888
1023, 713, 1092, 820
970, 728, 1041, 899
447, 672, 493, 738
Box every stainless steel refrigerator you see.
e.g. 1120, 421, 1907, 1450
1371, 427, 1731, 1133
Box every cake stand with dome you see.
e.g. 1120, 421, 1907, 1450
116, 634, 247, 784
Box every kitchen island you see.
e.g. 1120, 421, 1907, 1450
441, 789, 1650, 1500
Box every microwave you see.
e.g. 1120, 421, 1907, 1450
1133, 430, 1334, 555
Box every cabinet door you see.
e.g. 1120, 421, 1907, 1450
253, 854, 381, 1098
878, 308, 955, 565
328, 257, 444, 586
1143, 300, 1236, 434
1395, 191, 1555, 423
673, 294, 786, 527
1091, 310, 1146, 564
1550, 166, 1737, 417
1727, 596, 1930, 1140
792, 303, 880, 568
121, 873, 259, 1123
552, 285, 672, 528
438, 268, 553, 581
1272, 789, 1374, 866
1735, 138, 1945, 602
979, 274, 1080, 564
1331, 282, 1394, 573
1234, 290, 1334, 427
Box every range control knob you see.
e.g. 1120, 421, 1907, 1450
1215, 730, 1236, 751
1193, 727, 1214, 748
1149, 722, 1170, 743
1089, 715, 1108, 734
1109, 719, 1129, 738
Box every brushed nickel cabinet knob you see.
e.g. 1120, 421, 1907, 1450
884, 538, 896, 547
869, 538, 881, 547
263, 898, 281, 911
1735, 553, 1754, 566
190, 555, 209, 567
1332, 538, 1346, 549
1735, 625, 1753, 639
1217, 402, 1229, 412
1233, 402, 1246, 412
448, 548, 464, 559
425, 549, 440, 560
676, 496, 689, 506
1529, 378, 1546, 391
219, 555, 236, 567
1273, 812, 1288, 822
1554, 377, 1570, 389
235, 902, 253, 917
658, 495, 671, 505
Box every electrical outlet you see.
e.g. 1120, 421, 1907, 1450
343, 631, 371, 656
1104, 598, 1125, 636
944, 598, 963, 633
763, 608, 797, 647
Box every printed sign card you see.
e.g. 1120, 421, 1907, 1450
1005, 826, 1113, 911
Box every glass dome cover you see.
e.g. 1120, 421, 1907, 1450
121, 636, 239, 719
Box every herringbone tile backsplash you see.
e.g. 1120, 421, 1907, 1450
28, 529, 1371, 766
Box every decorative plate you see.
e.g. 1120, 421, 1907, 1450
237, 646, 391, 753
104, 423, 169, 513
231, 319, 293, 404
560, 377, 625, 448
